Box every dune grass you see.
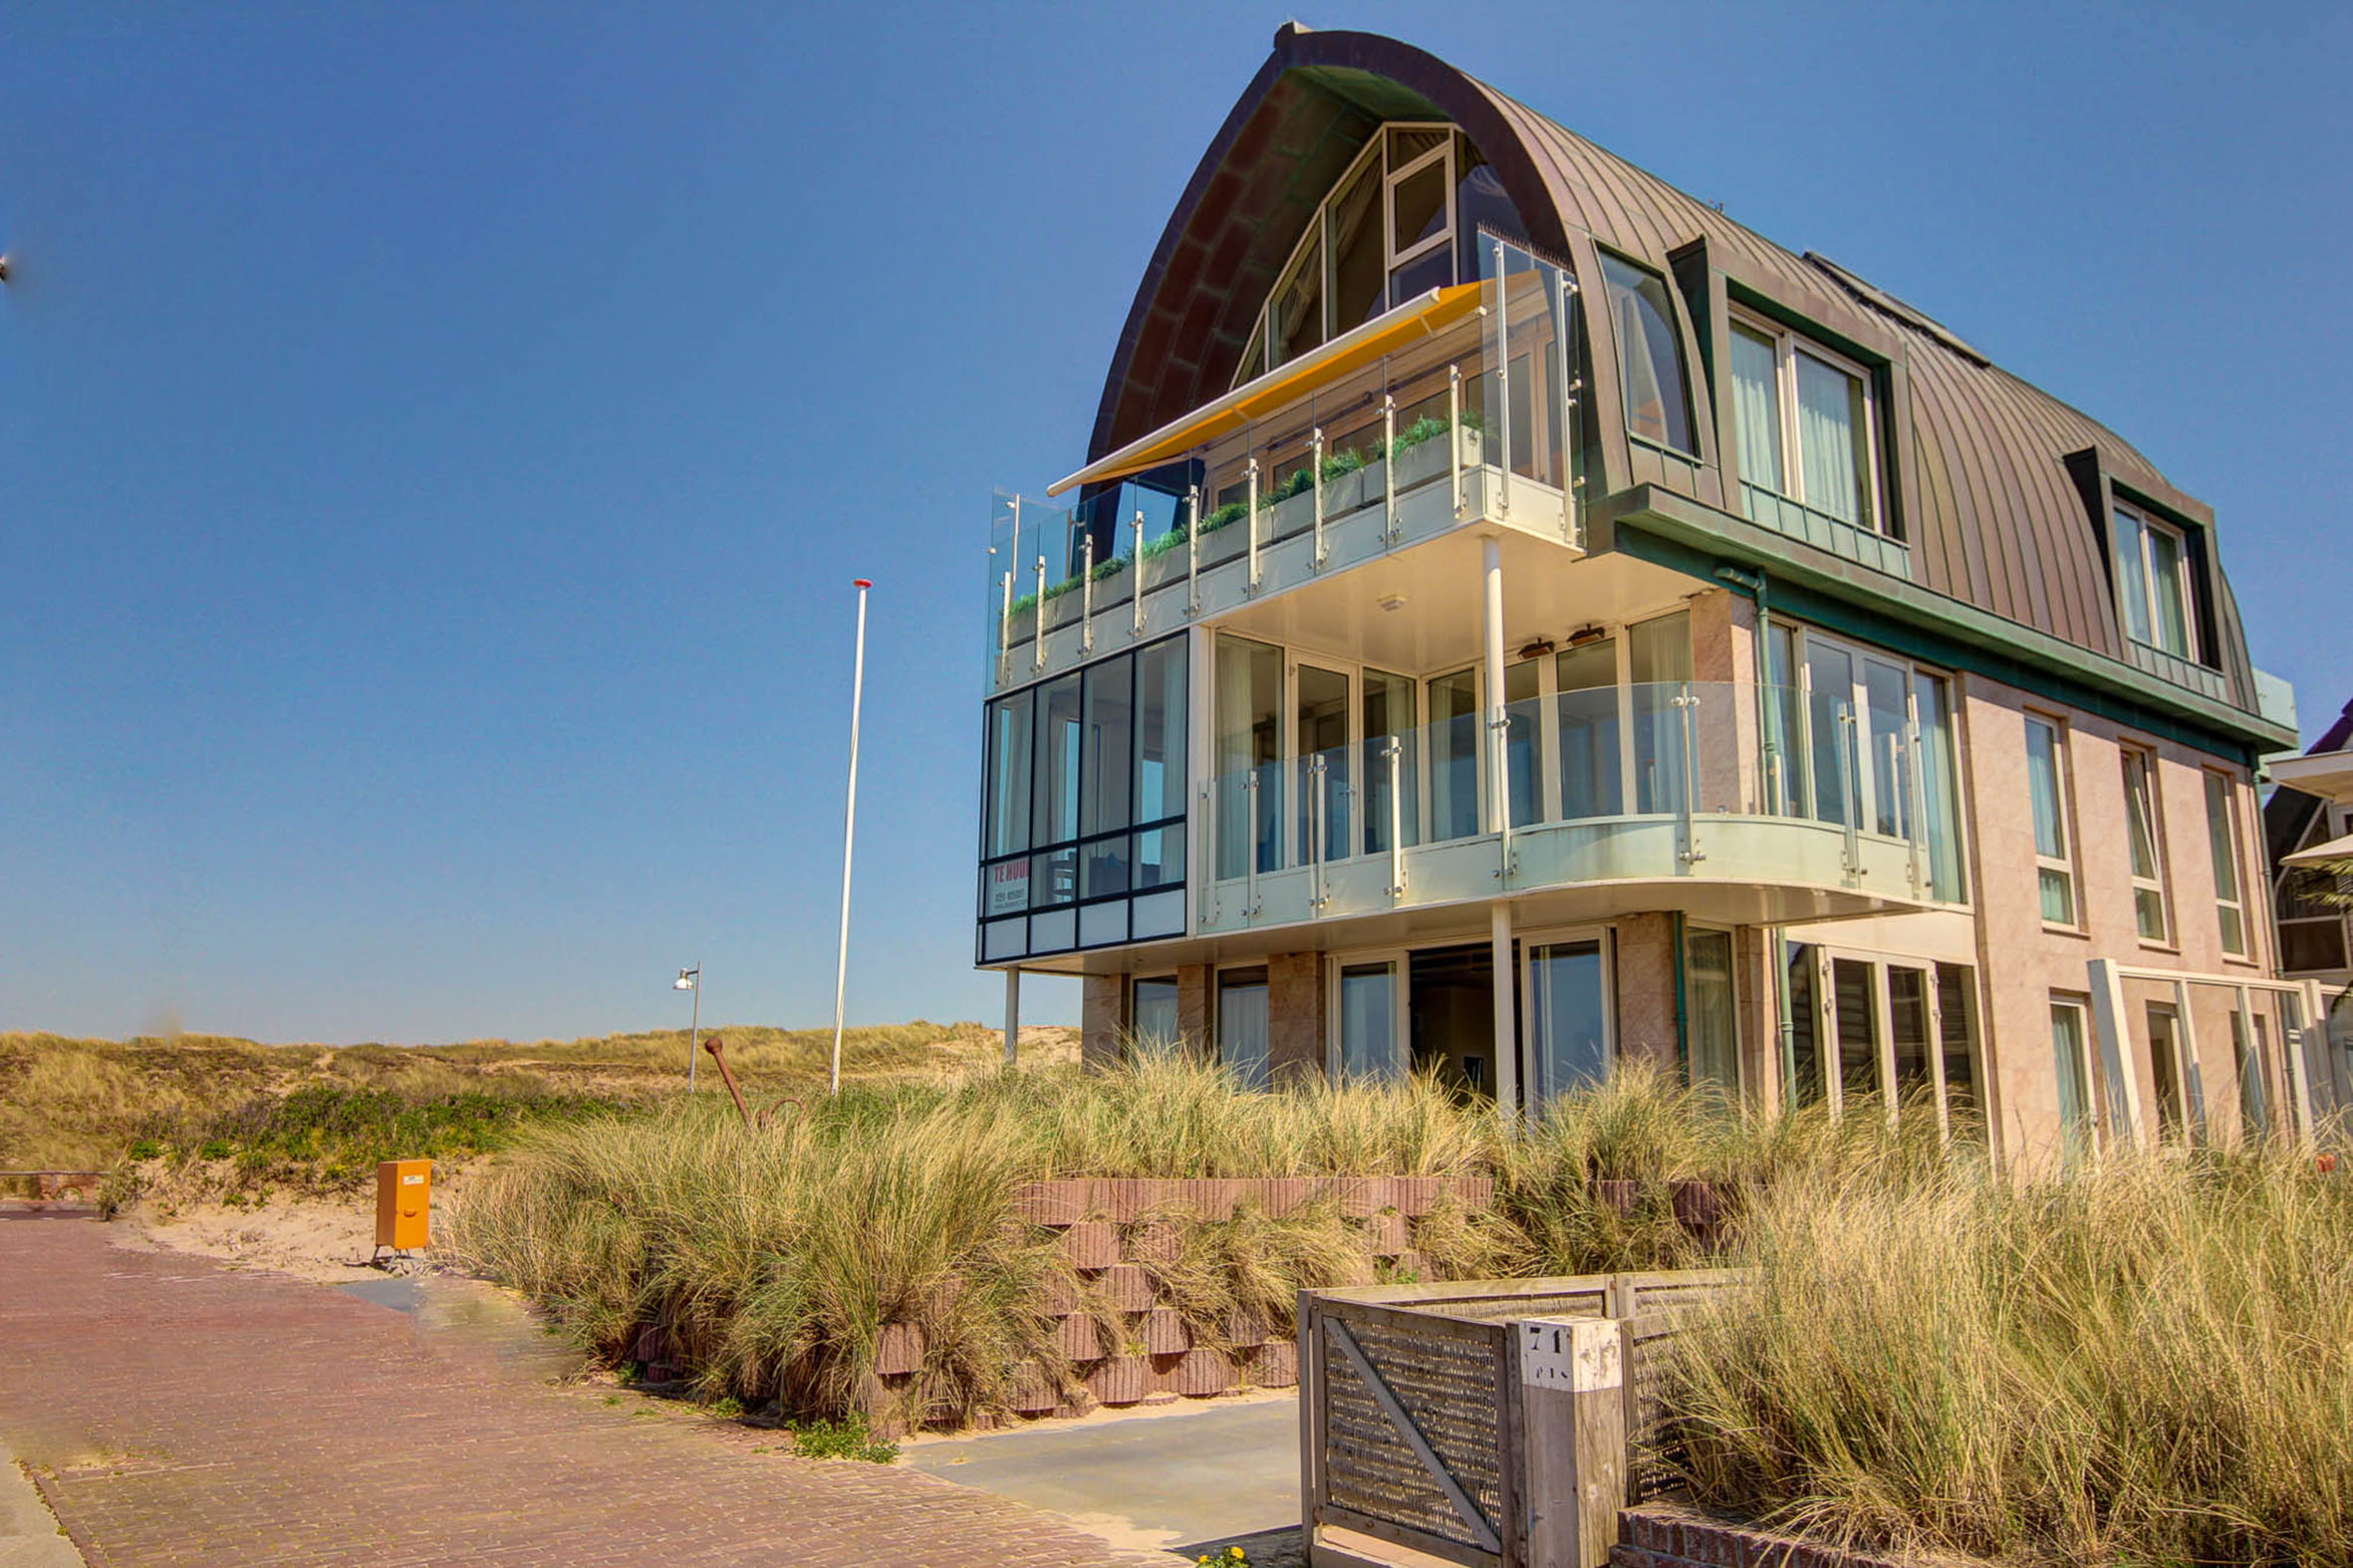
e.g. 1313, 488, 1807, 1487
1660, 1141, 2353, 1566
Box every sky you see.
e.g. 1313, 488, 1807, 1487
1, 2, 2346, 1045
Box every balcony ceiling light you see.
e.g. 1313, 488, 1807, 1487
1377, 593, 1408, 612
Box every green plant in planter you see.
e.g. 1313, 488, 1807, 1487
1319, 446, 1367, 481
1195, 500, 1248, 535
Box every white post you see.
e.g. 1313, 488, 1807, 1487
1080, 531, 1095, 654
1311, 427, 1327, 568
1132, 506, 1146, 635
1246, 456, 1262, 590
1491, 902, 1518, 1121
1482, 536, 1510, 878
829, 579, 872, 1097
1032, 555, 1046, 671
686, 963, 701, 1094
2087, 957, 2146, 1152
1492, 240, 1511, 519
1448, 365, 1463, 518
1385, 737, 1406, 901
1003, 968, 1020, 1069
2293, 978, 2324, 1138
1382, 394, 1399, 542
1554, 270, 1579, 545
1185, 484, 1201, 617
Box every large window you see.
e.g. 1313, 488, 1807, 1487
1788, 944, 1979, 1135
1232, 125, 1513, 386
2205, 770, 2248, 956
2113, 503, 2198, 661
1218, 966, 1271, 1089
2051, 998, 2098, 1163
1684, 926, 1738, 1097
1729, 312, 1882, 532
979, 637, 1187, 956
1599, 252, 1695, 453
2121, 747, 2171, 943
1131, 975, 1179, 1055
2025, 715, 2077, 926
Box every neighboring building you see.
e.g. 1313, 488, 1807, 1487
974, 26, 2312, 1167
2264, 696, 2353, 1108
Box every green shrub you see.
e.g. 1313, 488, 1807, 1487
789, 1414, 899, 1462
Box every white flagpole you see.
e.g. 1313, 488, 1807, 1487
829, 579, 872, 1096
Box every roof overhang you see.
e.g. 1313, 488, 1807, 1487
1048, 281, 1482, 496
2284, 830, 2353, 869
2269, 750, 2353, 805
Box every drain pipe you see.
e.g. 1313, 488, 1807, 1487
1712, 564, 1791, 1115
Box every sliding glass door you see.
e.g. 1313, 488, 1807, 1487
1522, 931, 1613, 1114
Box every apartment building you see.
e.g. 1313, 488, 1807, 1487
974, 26, 2313, 1167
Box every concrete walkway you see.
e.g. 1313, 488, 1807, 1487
0, 1217, 1166, 1567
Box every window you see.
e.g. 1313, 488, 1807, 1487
2121, 748, 2171, 943
1332, 957, 1406, 1083
1361, 669, 1420, 857
1938, 966, 1981, 1140
1783, 941, 1824, 1108
2024, 716, 2077, 926
1729, 312, 1882, 531
1296, 664, 1352, 865
1794, 946, 1978, 1134
2113, 504, 2198, 660
1131, 976, 1179, 1055
1524, 935, 1612, 1110
1684, 926, 1738, 1097
2233, 1009, 2269, 1137
1427, 667, 1481, 843
1217, 967, 1271, 1089
2146, 1003, 2191, 1139
1214, 636, 1284, 879
2204, 770, 2247, 956
2277, 810, 2351, 971
2051, 999, 2097, 1163
1599, 252, 1695, 453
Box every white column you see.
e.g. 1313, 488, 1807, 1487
1003, 968, 1021, 1068
2086, 957, 2147, 1152
1482, 535, 1507, 836
1492, 902, 1519, 1121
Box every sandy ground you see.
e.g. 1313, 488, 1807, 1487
111, 1172, 472, 1282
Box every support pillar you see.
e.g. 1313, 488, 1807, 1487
1003, 968, 1020, 1068
1482, 535, 1507, 842
1492, 903, 1519, 1121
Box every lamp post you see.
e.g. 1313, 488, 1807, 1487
829, 579, 871, 1097
674, 964, 701, 1093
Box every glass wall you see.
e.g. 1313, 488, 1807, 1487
979, 635, 1187, 958
1216, 636, 1283, 879
1685, 926, 1737, 1096
1219, 968, 1271, 1089
1337, 961, 1402, 1083
1526, 937, 1609, 1110
1132, 977, 1179, 1055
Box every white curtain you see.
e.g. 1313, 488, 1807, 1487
1729, 327, 1782, 493
1795, 353, 1864, 525
2114, 511, 2154, 645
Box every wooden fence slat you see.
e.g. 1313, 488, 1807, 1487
1329, 1317, 1503, 1556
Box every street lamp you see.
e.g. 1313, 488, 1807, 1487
674, 963, 701, 1093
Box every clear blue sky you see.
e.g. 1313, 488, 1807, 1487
2, 3, 2345, 1044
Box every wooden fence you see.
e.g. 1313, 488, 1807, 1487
1298, 1270, 1740, 1568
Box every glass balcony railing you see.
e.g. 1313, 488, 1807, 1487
985, 239, 1587, 679
1203, 681, 1966, 916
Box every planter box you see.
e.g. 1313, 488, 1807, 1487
875, 1322, 925, 1376
1368, 1210, 1410, 1254
1059, 1220, 1118, 1270
1174, 1347, 1237, 1397
1052, 1315, 1103, 1361
1252, 1340, 1299, 1389
1125, 1219, 1180, 1264
1014, 1180, 1087, 1226
1265, 488, 1315, 546
1177, 1177, 1243, 1219
1321, 466, 1367, 518
1140, 1307, 1189, 1356
1671, 1177, 1723, 1233
1096, 1264, 1156, 1310
1087, 1355, 1150, 1406
1100, 1177, 1178, 1220
1226, 1307, 1267, 1348
1005, 1360, 1059, 1415
1595, 1178, 1644, 1217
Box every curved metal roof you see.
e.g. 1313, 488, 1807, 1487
1087, 26, 2260, 713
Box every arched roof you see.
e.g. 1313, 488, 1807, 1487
1089, 26, 2259, 710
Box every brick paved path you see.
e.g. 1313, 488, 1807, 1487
0, 1218, 1167, 1567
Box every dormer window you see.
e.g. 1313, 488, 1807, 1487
2113, 503, 2197, 660
1729, 310, 1883, 532
1599, 252, 1696, 454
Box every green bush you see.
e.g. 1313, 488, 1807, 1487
788, 1414, 899, 1462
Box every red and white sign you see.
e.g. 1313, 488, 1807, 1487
986, 860, 1030, 916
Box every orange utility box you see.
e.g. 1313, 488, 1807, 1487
375, 1159, 431, 1252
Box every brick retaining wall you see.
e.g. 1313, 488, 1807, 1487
1615, 1504, 1964, 1568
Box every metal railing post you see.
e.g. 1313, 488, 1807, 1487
1677, 683, 1702, 867
997, 565, 1012, 683
1185, 484, 1201, 617
1448, 365, 1463, 518
1493, 239, 1511, 519
1246, 456, 1262, 590
1243, 768, 1261, 916
1555, 271, 1582, 546
1385, 737, 1406, 900
1901, 726, 1927, 895
1491, 712, 1513, 884
1132, 505, 1146, 636
1838, 704, 1861, 879
1308, 754, 1328, 912
1382, 394, 1399, 543
1080, 532, 1095, 654
1032, 555, 1047, 671
1311, 427, 1327, 568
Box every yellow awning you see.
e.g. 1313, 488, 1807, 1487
1047, 281, 1485, 497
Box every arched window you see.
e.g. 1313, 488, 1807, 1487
1231, 125, 1519, 388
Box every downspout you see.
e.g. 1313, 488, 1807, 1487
1670, 911, 1690, 1085
1714, 564, 1791, 1114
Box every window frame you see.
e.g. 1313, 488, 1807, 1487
1214, 962, 1273, 1089
1324, 945, 1412, 1083
1129, 973, 1181, 1055
2113, 502, 2200, 662
1517, 920, 1620, 1114
1794, 942, 1977, 1142
2120, 745, 2174, 947
2023, 711, 2082, 931
2275, 803, 2353, 974
2204, 767, 2250, 959
2049, 995, 2102, 1162
1727, 305, 1887, 534
1596, 246, 1699, 456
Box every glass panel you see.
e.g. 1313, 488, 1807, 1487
1080, 654, 1133, 838
1218, 970, 1270, 1091
1135, 639, 1186, 825
2207, 772, 2245, 954
1132, 978, 1179, 1056
2123, 751, 2167, 941
1134, 824, 1184, 892
1271, 230, 1326, 371
1235, 321, 1266, 389
1685, 928, 1737, 1096
1338, 962, 1400, 1083
1453, 139, 1524, 292
2052, 1004, 2093, 1161
1832, 957, 1879, 1106
1785, 943, 1824, 1107
1389, 127, 1449, 164
1913, 672, 1962, 900
1599, 253, 1695, 453
1033, 672, 1083, 848
1327, 156, 1385, 335
1729, 323, 1784, 494
1794, 350, 1871, 528
2147, 523, 2190, 656
1631, 611, 1691, 814
2148, 1005, 2186, 1137
2114, 508, 2154, 646
1889, 966, 1932, 1098
1362, 669, 1421, 857
2233, 1010, 2268, 1137
1528, 939, 1609, 1109
1390, 155, 1449, 257
1555, 640, 1622, 820
1388, 245, 1452, 309
1763, 626, 1807, 817
1505, 659, 1542, 829
1865, 658, 1910, 839
986, 689, 1034, 859
2025, 718, 2067, 860
1296, 664, 1352, 864
1805, 641, 1856, 827
1214, 637, 1284, 879
1937, 965, 1979, 1135
1082, 836, 1129, 900
1428, 668, 1481, 842
1029, 846, 1077, 910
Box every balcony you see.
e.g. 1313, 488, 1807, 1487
1198, 679, 1954, 945
985, 252, 1586, 692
